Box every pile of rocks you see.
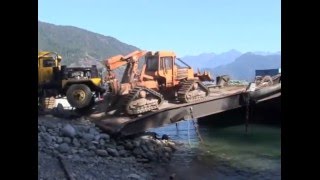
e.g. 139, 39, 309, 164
38, 116, 177, 163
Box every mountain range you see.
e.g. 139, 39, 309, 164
181, 49, 243, 69
38, 21, 281, 81
38, 21, 139, 68
203, 53, 281, 81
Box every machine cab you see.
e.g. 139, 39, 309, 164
38, 51, 62, 85
145, 51, 177, 87
145, 51, 197, 87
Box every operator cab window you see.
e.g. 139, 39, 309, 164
160, 57, 173, 69
146, 56, 158, 71
43, 59, 56, 67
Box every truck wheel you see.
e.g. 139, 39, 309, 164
66, 84, 93, 109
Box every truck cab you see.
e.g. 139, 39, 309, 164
38, 51, 62, 86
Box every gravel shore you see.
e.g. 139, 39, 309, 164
38, 115, 179, 180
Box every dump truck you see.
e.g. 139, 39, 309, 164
38, 51, 105, 109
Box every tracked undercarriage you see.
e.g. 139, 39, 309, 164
123, 87, 164, 115
177, 80, 209, 103
120, 80, 209, 115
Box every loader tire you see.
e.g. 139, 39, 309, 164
66, 84, 93, 109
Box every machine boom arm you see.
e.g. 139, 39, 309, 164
105, 50, 146, 71
104, 50, 147, 95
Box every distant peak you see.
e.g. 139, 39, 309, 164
252, 51, 281, 56
215, 49, 242, 57
228, 49, 241, 53
243, 52, 256, 55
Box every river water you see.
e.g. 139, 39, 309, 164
149, 106, 281, 180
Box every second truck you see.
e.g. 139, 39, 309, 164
38, 51, 106, 110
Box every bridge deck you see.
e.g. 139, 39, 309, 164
91, 83, 281, 136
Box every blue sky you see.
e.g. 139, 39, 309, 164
38, 0, 281, 56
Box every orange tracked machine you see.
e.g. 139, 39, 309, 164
104, 50, 213, 115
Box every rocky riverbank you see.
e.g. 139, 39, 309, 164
38, 115, 179, 180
